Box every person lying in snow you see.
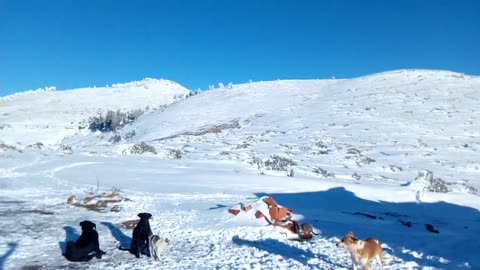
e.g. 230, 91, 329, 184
228, 195, 314, 240
228, 195, 292, 223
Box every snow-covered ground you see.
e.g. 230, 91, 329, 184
1, 69, 479, 269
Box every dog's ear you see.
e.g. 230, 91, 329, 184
79, 221, 85, 227
347, 231, 354, 236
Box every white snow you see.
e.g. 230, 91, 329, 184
0, 69, 479, 269
0, 78, 191, 146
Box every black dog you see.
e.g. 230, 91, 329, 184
64, 220, 106, 261
119, 213, 153, 258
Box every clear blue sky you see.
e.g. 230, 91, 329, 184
1, 0, 479, 96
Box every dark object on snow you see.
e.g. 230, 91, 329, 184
64, 220, 105, 261
353, 212, 381, 220
384, 212, 409, 218
425, 224, 439, 234
119, 213, 153, 258
399, 220, 413, 227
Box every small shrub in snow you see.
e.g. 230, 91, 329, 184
346, 148, 362, 156
0, 142, 20, 152
416, 170, 449, 193
252, 155, 297, 172
124, 130, 136, 140
389, 165, 403, 172
313, 167, 335, 178
26, 142, 44, 149
360, 157, 376, 164
312, 141, 330, 155
167, 149, 182, 159
109, 134, 122, 143
235, 142, 251, 149
462, 183, 478, 196
57, 144, 73, 155
124, 142, 157, 155
0, 123, 11, 130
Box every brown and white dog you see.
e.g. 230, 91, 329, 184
336, 231, 383, 270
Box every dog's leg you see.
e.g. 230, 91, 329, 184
364, 262, 371, 270
351, 255, 358, 270
376, 254, 384, 270
94, 237, 106, 259
134, 244, 143, 258
143, 243, 151, 257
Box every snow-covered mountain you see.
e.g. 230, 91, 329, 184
1, 70, 479, 270
65, 69, 480, 192
0, 78, 191, 145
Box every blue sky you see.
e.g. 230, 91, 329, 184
0, 0, 479, 96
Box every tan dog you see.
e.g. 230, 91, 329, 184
336, 231, 383, 270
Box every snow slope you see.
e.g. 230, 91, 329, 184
0, 78, 191, 146
1, 70, 479, 270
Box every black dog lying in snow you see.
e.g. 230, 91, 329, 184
64, 220, 106, 261
119, 212, 153, 258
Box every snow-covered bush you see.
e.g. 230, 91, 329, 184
26, 142, 44, 149
264, 155, 297, 171
427, 176, 448, 193
123, 142, 157, 155
109, 134, 122, 143
167, 149, 182, 159
124, 130, 136, 140
0, 142, 20, 152
251, 155, 297, 172
313, 167, 335, 178
57, 144, 73, 155
416, 170, 449, 193
84, 109, 144, 132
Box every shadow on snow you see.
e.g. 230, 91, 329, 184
58, 226, 80, 256
253, 187, 480, 269
101, 222, 132, 249
0, 242, 17, 270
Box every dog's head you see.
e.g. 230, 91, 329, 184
79, 220, 96, 231
336, 231, 358, 248
137, 212, 152, 220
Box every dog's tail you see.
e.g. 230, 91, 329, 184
312, 231, 319, 235
118, 246, 130, 252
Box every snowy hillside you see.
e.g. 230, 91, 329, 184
0, 78, 191, 146
1, 70, 480, 270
